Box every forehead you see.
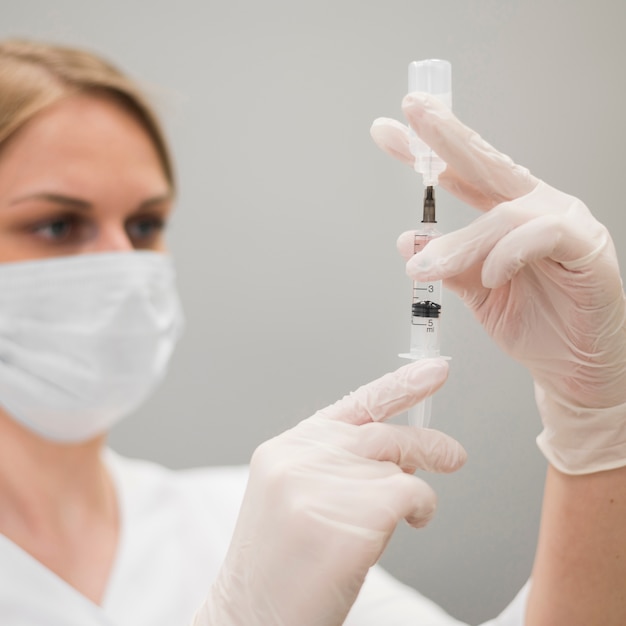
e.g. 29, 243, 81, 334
3, 93, 159, 162
0, 94, 169, 197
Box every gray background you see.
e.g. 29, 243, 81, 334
2, 1, 625, 623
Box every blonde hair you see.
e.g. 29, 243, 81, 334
0, 39, 174, 187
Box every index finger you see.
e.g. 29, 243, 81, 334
401, 92, 538, 207
316, 359, 449, 425
371, 117, 498, 211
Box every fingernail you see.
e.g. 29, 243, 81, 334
411, 501, 437, 528
402, 92, 432, 110
437, 445, 466, 473
406, 254, 435, 278
405, 358, 449, 386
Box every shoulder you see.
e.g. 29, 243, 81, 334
104, 448, 249, 534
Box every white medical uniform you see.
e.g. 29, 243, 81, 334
0, 450, 527, 625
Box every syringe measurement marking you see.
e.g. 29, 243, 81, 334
411, 320, 436, 332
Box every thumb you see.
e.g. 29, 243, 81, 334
316, 359, 449, 425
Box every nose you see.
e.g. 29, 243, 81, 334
90, 222, 134, 252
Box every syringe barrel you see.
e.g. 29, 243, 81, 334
409, 397, 432, 429
408, 59, 452, 186
409, 228, 442, 358
410, 314, 440, 358
411, 274, 441, 304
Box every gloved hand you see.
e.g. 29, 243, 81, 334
371, 92, 626, 475
193, 359, 466, 626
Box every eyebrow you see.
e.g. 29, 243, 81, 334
9, 193, 92, 210
8, 192, 173, 211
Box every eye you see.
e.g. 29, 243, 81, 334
31, 215, 82, 242
126, 214, 167, 245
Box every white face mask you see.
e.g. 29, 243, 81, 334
0, 251, 184, 442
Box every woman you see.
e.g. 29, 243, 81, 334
0, 39, 469, 626
1, 39, 625, 626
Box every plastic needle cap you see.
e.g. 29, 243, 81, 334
408, 59, 452, 186
408, 59, 452, 108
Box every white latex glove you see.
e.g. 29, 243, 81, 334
371, 92, 626, 475
193, 359, 466, 626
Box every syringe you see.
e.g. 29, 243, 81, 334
399, 186, 444, 427
399, 59, 451, 428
